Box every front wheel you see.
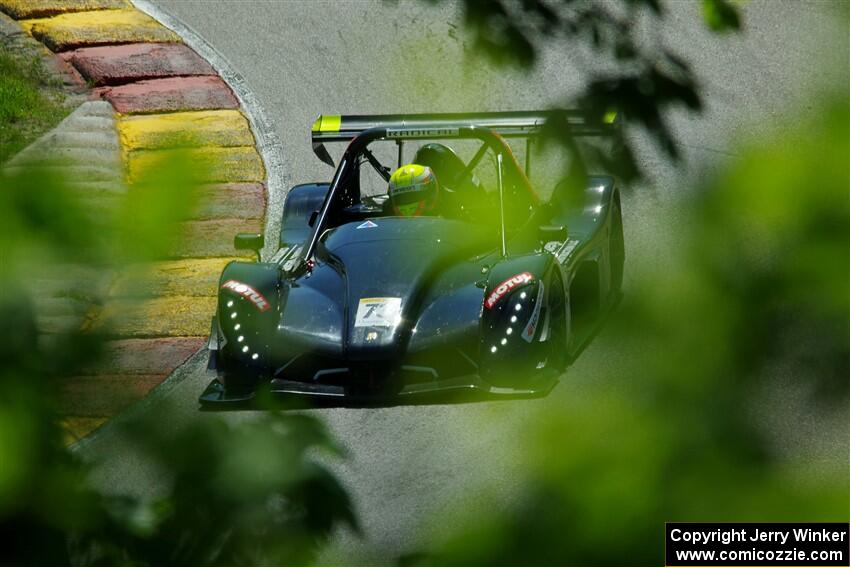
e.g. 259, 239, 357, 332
543, 270, 569, 373
480, 270, 567, 388
609, 194, 625, 296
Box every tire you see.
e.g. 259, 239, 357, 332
544, 270, 569, 373
609, 193, 625, 295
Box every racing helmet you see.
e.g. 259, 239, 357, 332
388, 163, 439, 217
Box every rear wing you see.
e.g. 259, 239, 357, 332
310, 109, 619, 166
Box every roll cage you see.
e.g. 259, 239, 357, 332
299, 111, 620, 270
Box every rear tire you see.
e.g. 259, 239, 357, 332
609, 194, 625, 295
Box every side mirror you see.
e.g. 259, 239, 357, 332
234, 233, 264, 261
538, 225, 567, 242
308, 210, 319, 227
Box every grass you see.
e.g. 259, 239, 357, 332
0, 43, 69, 164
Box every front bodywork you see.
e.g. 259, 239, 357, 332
203, 218, 561, 403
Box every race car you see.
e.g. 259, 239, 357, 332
200, 110, 624, 404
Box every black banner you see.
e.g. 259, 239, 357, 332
666, 523, 849, 566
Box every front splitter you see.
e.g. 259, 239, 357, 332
199, 371, 557, 407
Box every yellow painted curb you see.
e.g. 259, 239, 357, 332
117, 110, 255, 151
100, 295, 217, 337
22, 9, 180, 51
0, 0, 130, 19
6, 0, 270, 444
111, 258, 242, 297
126, 146, 265, 184
61, 417, 109, 445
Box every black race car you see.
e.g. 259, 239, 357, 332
201, 111, 624, 404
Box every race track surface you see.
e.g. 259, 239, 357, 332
83, 1, 848, 563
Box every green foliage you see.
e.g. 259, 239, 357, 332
401, 90, 849, 566
113, 150, 202, 264
1, 2, 840, 565
702, 0, 743, 33
0, 167, 101, 273
74, 409, 357, 566
420, 0, 742, 182
0, 43, 68, 163
0, 156, 356, 565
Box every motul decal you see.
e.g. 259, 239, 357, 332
221, 280, 270, 312
484, 272, 534, 310
521, 281, 545, 342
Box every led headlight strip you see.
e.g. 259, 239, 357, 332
488, 281, 543, 354
221, 280, 267, 361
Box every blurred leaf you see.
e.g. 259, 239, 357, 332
114, 150, 200, 264
422, 0, 737, 182
402, 87, 848, 567
702, 0, 742, 33
0, 167, 102, 270
87, 405, 358, 566
0, 155, 354, 566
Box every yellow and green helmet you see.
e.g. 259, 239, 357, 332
388, 163, 439, 217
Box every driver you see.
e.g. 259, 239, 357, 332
387, 163, 440, 217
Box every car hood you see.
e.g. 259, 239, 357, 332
276, 217, 494, 360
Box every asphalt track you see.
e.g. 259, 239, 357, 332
83, 2, 848, 564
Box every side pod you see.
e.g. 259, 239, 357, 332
548, 175, 616, 243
